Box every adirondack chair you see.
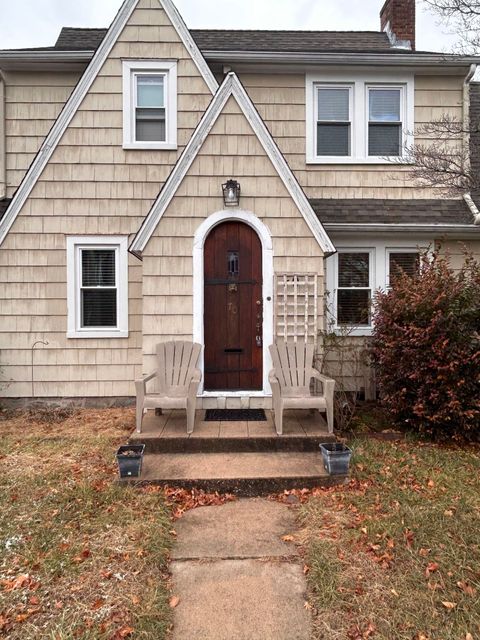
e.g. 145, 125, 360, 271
269, 341, 335, 435
135, 341, 202, 434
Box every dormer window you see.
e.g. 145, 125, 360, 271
123, 61, 177, 150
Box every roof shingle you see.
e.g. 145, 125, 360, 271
309, 199, 474, 225
49, 26, 399, 55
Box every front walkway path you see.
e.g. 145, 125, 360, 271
170, 499, 311, 640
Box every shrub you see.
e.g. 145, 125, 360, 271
370, 250, 480, 441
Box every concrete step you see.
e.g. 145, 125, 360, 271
129, 433, 336, 454
122, 451, 347, 496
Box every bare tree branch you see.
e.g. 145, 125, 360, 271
423, 0, 480, 52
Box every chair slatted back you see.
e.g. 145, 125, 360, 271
156, 341, 202, 396
269, 341, 315, 397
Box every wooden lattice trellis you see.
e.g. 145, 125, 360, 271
274, 273, 319, 348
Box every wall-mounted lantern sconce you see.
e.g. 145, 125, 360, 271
222, 179, 241, 207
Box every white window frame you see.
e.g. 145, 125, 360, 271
306, 71, 414, 164
122, 60, 177, 150
315, 83, 354, 160
326, 237, 431, 336
366, 84, 405, 160
67, 236, 129, 339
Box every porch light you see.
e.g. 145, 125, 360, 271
222, 179, 241, 207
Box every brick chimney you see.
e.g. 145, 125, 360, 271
380, 0, 416, 50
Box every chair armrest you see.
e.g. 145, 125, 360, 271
188, 368, 202, 402
269, 369, 279, 384
191, 368, 202, 383
310, 369, 335, 385
310, 368, 335, 396
135, 371, 157, 395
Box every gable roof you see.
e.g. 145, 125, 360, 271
46, 26, 397, 54
0, 0, 218, 248
130, 72, 335, 257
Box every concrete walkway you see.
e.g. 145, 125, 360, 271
170, 499, 311, 640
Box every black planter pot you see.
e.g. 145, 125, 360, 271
116, 444, 145, 478
320, 443, 352, 475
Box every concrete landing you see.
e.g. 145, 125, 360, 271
133, 450, 345, 495
170, 499, 311, 640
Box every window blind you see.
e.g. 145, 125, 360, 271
389, 252, 419, 282
317, 87, 350, 156
368, 88, 402, 156
337, 253, 371, 327
80, 249, 117, 328
136, 75, 166, 142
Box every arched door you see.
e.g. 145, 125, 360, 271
204, 221, 263, 391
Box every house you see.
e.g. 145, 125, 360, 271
0, 0, 479, 408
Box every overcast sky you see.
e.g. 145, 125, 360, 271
0, 0, 459, 52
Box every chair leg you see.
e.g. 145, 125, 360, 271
326, 405, 334, 434
274, 408, 283, 436
186, 402, 195, 435
136, 403, 144, 433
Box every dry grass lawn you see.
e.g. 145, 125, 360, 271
0, 407, 173, 640
299, 437, 480, 640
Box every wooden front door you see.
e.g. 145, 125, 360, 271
204, 221, 263, 391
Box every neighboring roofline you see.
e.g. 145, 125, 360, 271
202, 50, 480, 67
130, 72, 335, 256
0, 0, 218, 248
324, 223, 479, 234
0, 50, 95, 61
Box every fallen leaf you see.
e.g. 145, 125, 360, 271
131, 595, 140, 605
466, 634, 473, 640
303, 565, 310, 575
118, 626, 134, 638
303, 601, 313, 610
169, 596, 180, 608
91, 598, 104, 611
444, 510, 454, 517
457, 581, 476, 596
282, 535, 295, 542
419, 548, 430, 557
441, 601, 457, 609
425, 562, 439, 577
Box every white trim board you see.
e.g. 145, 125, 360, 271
0, 0, 218, 248
130, 72, 335, 256
193, 210, 274, 396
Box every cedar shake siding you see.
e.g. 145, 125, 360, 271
0, 0, 214, 398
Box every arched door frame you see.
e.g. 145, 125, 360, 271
193, 210, 274, 397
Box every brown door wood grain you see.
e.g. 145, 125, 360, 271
204, 221, 263, 391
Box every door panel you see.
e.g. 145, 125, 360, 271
204, 221, 263, 391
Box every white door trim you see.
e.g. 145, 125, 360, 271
193, 209, 274, 397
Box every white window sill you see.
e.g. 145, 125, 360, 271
123, 142, 178, 151
306, 156, 411, 165
67, 330, 129, 339
330, 326, 373, 337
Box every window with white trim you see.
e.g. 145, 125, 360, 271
67, 237, 129, 338
327, 241, 428, 335
123, 61, 177, 150
316, 85, 352, 157
306, 72, 414, 164
368, 86, 403, 157
337, 251, 373, 328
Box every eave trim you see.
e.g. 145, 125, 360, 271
0, 0, 218, 248
130, 72, 335, 255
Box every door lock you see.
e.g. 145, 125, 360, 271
256, 335, 262, 347
256, 299, 262, 306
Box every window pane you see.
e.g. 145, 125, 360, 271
318, 87, 349, 121
368, 123, 401, 156
338, 290, 371, 326
338, 253, 370, 288
369, 89, 400, 122
317, 123, 350, 156
137, 75, 164, 107
81, 289, 117, 327
389, 252, 419, 280
82, 249, 115, 287
136, 108, 166, 142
